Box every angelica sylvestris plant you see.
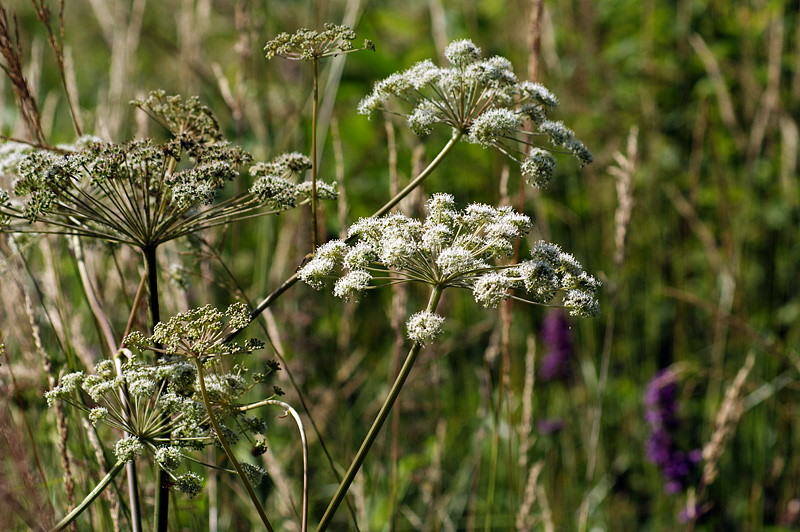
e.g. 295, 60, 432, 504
306, 195, 599, 530
1, 24, 601, 532
0, 92, 324, 248
266, 24, 373, 249
46, 303, 279, 530
359, 38, 591, 187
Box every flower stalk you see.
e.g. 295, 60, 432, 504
49, 460, 127, 532
315, 285, 443, 532
144, 245, 171, 532
193, 358, 275, 532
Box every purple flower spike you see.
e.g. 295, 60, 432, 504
539, 310, 573, 382
643, 370, 699, 495
537, 418, 565, 435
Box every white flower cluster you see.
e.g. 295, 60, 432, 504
174, 472, 204, 498
249, 152, 337, 210
357, 38, 591, 186
115, 435, 144, 463
299, 193, 600, 318
155, 446, 183, 472
406, 311, 445, 346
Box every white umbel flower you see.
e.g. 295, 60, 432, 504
406, 311, 445, 346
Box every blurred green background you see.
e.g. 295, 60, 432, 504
1, 0, 798, 531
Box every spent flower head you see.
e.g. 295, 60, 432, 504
358, 39, 591, 187
249, 152, 337, 210
1, 93, 309, 247
125, 303, 262, 359
265, 24, 373, 61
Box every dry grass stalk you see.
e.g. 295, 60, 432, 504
30, 0, 83, 135
0, 5, 45, 143
746, 12, 783, 162
428, 0, 448, 63
608, 126, 637, 269
665, 184, 725, 275
537, 483, 555, 532
518, 333, 536, 472
515, 461, 543, 531
23, 287, 76, 524
579, 127, 638, 532
689, 33, 745, 151
0, 393, 53, 532
262, 451, 301, 532
779, 116, 799, 206
702, 351, 756, 486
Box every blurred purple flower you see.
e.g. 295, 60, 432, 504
537, 418, 565, 435
644, 370, 700, 495
539, 310, 573, 382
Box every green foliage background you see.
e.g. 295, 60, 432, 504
1, 0, 798, 531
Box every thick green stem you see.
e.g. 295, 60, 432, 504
194, 358, 275, 532
315, 286, 444, 532
311, 58, 320, 250
49, 460, 126, 532
372, 131, 463, 219
143, 246, 170, 532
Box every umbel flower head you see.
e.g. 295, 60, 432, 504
358, 38, 591, 187
0, 92, 311, 248
299, 193, 600, 319
45, 320, 279, 497
249, 152, 338, 210
265, 23, 374, 61
124, 302, 264, 359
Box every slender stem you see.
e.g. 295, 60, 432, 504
372, 131, 463, 219
49, 460, 127, 532
578, 288, 617, 532
315, 286, 444, 532
311, 57, 320, 250
240, 399, 309, 532
484, 426, 501, 532
143, 246, 170, 532
194, 358, 276, 532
